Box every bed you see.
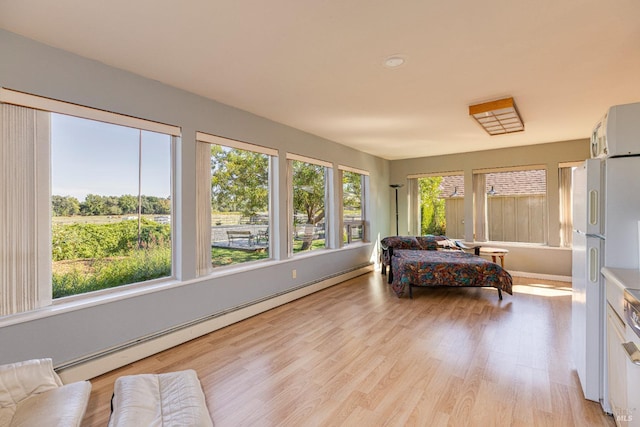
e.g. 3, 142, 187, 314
388, 248, 513, 299
380, 235, 447, 275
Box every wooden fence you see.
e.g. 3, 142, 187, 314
444, 198, 465, 239
444, 195, 546, 243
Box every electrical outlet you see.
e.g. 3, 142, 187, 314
292, 269, 297, 279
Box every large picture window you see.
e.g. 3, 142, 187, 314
51, 115, 173, 298
408, 173, 464, 239
0, 89, 179, 315
340, 166, 368, 244
559, 165, 575, 247
474, 167, 547, 243
288, 154, 331, 253
196, 133, 275, 274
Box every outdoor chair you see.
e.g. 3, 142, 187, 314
301, 224, 315, 250
256, 227, 269, 244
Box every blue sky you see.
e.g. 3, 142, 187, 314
51, 114, 171, 201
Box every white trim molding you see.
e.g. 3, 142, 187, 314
286, 152, 332, 168
196, 131, 278, 157
0, 88, 181, 136
338, 164, 369, 176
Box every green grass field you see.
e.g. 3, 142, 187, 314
210, 238, 326, 267
51, 212, 328, 298
52, 212, 245, 226
211, 247, 269, 267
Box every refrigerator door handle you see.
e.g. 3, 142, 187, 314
588, 190, 599, 226
589, 247, 599, 283
586, 233, 605, 239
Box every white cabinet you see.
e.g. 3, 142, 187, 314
603, 268, 640, 427
607, 302, 628, 426
625, 326, 640, 427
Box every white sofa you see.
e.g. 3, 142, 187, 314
0, 358, 91, 427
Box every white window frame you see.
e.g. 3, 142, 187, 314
338, 165, 369, 245
196, 132, 277, 275
472, 164, 548, 244
286, 153, 333, 256
0, 88, 179, 135
407, 171, 464, 238
0, 88, 180, 312
558, 161, 582, 248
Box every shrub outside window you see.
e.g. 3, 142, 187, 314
417, 175, 464, 239
408, 173, 464, 239
51, 115, 173, 298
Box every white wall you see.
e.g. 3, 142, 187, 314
0, 30, 390, 369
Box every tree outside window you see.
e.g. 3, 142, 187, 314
417, 175, 464, 238
291, 160, 327, 252
208, 144, 271, 267
342, 170, 365, 244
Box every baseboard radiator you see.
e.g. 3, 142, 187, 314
57, 264, 373, 383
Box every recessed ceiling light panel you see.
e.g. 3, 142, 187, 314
469, 97, 524, 136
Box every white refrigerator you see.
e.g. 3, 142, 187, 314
572, 102, 640, 412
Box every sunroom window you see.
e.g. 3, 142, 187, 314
340, 166, 369, 244
408, 172, 464, 239
195, 133, 276, 275
287, 154, 332, 254
0, 89, 179, 315
473, 167, 547, 243
51, 114, 173, 298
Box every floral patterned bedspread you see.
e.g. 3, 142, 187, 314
390, 249, 513, 297
380, 235, 447, 267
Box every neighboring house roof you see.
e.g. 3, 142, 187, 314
434, 169, 547, 198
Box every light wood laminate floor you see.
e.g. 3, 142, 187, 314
82, 273, 614, 426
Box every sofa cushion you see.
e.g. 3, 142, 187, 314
0, 358, 63, 409
380, 236, 420, 250
416, 235, 447, 250
9, 381, 91, 427
0, 358, 91, 427
108, 369, 213, 427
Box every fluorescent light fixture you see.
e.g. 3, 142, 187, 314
469, 97, 524, 136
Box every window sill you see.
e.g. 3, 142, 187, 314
202, 257, 278, 278
291, 241, 371, 259
0, 257, 279, 328
340, 241, 371, 250
0, 244, 373, 328
291, 247, 331, 259
0, 276, 179, 328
